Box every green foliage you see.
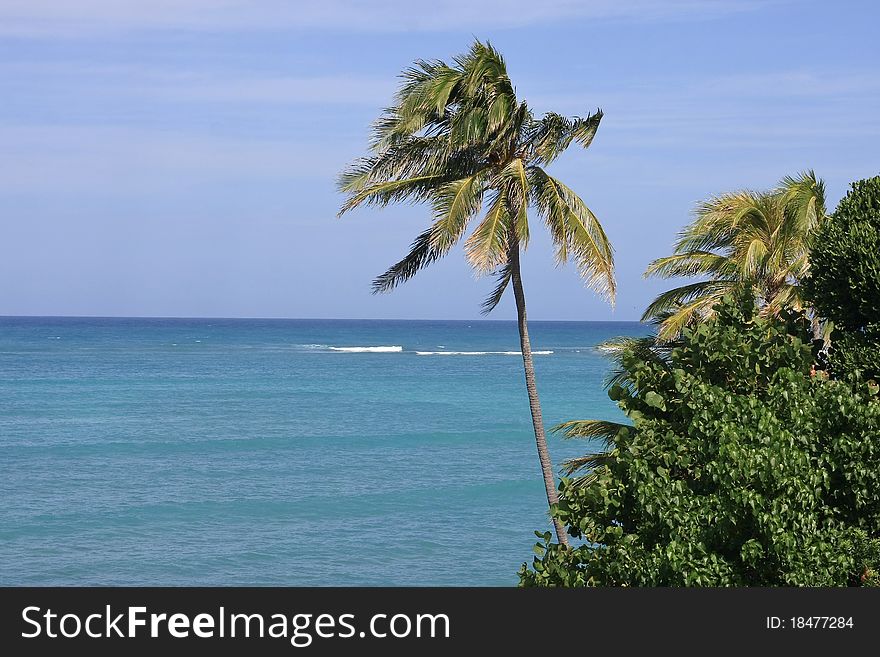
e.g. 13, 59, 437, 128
644, 172, 827, 339
520, 296, 880, 586
804, 175, 880, 380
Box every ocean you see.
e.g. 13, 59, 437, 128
0, 317, 647, 586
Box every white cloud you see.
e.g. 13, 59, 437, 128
0, 0, 770, 37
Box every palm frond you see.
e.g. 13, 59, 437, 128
480, 260, 512, 314
429, 170, 489, 252
644, 251, 736, 279
674, 191, 764, 253
553, 419, 629, 443
529, 166, 616, 303
500, 158, 530, 247
337, 174, 448, 216
777, 169, 827, 237
464, 188, 510, 272
742, 236, 770, 280
649, 292, 731, 340
371, 61, 462, 150
338, 136, 480, 195
642, 279, 733, 318
560, 451, 615, 488
371, 228, 445, 294
526, 110, 603, 165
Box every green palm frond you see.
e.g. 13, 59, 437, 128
675, 191, 764, 253
372, 62, 461, 150
529, 166, 615, 303
560, 451, 615, 488
777, 169, 827, 237
337, 174, 448, 216
429, 170, 489, 252
553, 419, 629, 443
641, 280, 734, 339
645, 251, 736, 279
480, 260, 512, 315
499, 158, 530, 246
560, 451, 613, 475
340, 137, 442, 189
651, 296, 725, 340
742, 236, 770, 279
464, 188, 510, 272
454, 41, 506, 89
526, 110, 603, 165
339, 137, 482, 194
371, 228, 445, 294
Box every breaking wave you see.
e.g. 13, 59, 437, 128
327, 346, 404, 353
415, 350, 553, 356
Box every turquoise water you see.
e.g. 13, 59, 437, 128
0, 317, 646, 586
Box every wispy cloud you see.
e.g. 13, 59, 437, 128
3, 63, 876, 200
0, 60, 396, 107
0, 124, 347, 194
527, 69, 880, 149
140, 75, 396, 106
0, 0, 771, 37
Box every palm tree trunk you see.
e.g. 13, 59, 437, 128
508, 237, 570, 547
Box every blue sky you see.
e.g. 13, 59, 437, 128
1, 1, 877, 320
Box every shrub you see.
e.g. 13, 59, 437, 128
520, 297, 880, 586
804, 175, 880, 380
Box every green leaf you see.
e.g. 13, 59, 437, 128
645, 391, 666, 410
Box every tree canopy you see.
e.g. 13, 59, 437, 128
643, 173, 826, 339
520, 296, 880, 586
803, 175, 880, 381
337, 40, 614, 309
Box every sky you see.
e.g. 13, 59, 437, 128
0, 0, 878, 320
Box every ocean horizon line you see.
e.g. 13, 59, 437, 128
0, 314, 645, 324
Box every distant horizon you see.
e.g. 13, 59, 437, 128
0, 314, 645, 324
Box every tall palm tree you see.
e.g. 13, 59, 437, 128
337, 41, 615, 546
643, 172, 827, 340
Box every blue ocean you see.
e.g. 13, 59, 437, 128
0, 317, 646, 586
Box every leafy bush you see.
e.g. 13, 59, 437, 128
804, 175, 880, 380
520, 297, 880, 586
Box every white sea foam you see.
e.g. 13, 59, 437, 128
415, 350, 553, 356
328, 345, 403, 353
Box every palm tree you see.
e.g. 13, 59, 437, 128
643, 172, 827, 340
337, 41, 615, 546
